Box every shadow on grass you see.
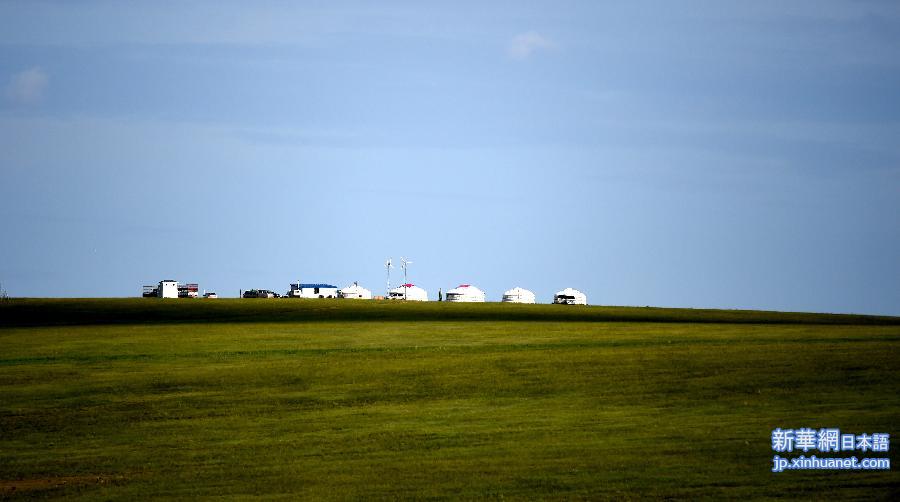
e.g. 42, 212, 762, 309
2, 298, 898, 328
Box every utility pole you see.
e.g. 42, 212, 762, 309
400, 257, 412, 300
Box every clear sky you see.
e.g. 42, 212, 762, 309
1, 1, 898, 314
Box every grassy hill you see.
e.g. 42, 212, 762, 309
4, 297, 899, 327
1, 299, 898, 499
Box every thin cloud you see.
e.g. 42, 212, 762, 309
5, 67, 48, 104
507, 31, 556, 60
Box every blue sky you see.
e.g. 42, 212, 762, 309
1, 1, 898, 314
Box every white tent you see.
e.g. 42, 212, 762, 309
502, 287, 536, 304
445, 284, 486, 302
338, 282, 372, 299
553, 287, 587, 305
388, 283, 428, 301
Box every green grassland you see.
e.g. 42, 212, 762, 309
1, 299, 898, 499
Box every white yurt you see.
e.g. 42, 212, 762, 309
388, 284, 429, 301
553, 288, 587, 305
445, 284, 486, 302
501, 287, 536, 304
338, 282, 372, 299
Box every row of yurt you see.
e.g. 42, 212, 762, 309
388, 284, 429, 301
501, 287, 587, 304
237, 280, 584, 304
430, 285, 586, 304
443, 285, 586, 304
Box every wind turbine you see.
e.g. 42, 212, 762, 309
400, 257, 412, 299
385, 258, 393, 295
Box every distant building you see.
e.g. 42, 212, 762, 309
445, 284, 486, 303
178, 283, 199, 298
143, 279, 201, 299
388, 284, 428, 301
502, 287, 536, 304
338, 282, 372, 299
287, 283, 339, 299
553, 288, 587, 305
158, 280, 178, 299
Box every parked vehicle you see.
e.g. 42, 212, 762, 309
244, 289, 278, 298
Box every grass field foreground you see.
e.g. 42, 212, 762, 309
1, 299, 898, 499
